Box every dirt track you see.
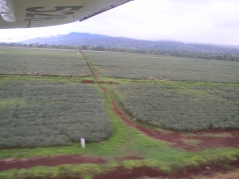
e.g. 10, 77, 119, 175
1, 155, 238, 178
111, 95, 239, 150
0, 155, 141, 172
96, 158, 239, 179
81, 50, 239, 150
1, 51, 238, 178
0, 155, 105, 171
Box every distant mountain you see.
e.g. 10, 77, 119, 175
21, 32, 239, 54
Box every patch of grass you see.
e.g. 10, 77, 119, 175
182, 132, 233, 138
0, 75, 94, 84
96, 76, 133, 84
1, 149, 239, 179
1, 50, 239, 178
204, 133, 234, 138
0, 83, 169, 158
0, 98, 25, 107
1, 82, 239, 175
0, 81, 185, 159
182, 132, 234, 138
0, 163, 105, 179
182, 139, 201, 146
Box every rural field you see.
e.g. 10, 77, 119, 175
0, 47, 90, 77
84, 50, 239, 83
0, 80, 111, 148
0, 47, 239, 179
114, 84, 239, 131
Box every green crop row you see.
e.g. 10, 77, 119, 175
0, 47, 90, 77
0, 80, 112, 148
114, 84, 239, 131
84, 50, 239, 83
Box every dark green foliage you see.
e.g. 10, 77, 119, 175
84, 51, 239, 83
114, 84, 239, 131
0, 81, 112, 148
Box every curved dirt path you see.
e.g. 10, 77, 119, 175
81, 50, 239, 151
0, 51, 239, 178
109, 90, 239, 151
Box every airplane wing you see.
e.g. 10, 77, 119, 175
0, 0, 132, 29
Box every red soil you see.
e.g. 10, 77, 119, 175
21, 158, 239, 179
81, 51, 239, 178
9, 156, 239, 179
95, 167, 166, 179
0, 155, 105, 171
2, 50, 237, 178
96, 158, 239, 179
82, 80, 95, 84
82, 49, 239, 151
115, 156, 143, 161
99, 81, 120, 85
0, 155, 140, 172
82, 80, 120, 85
111, 97, 239, 150
80, 50, 98, 80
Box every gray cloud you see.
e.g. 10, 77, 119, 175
0, 0, 239, 46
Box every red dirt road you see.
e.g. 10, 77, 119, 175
82, 80, 120, 85
81, 50, 239, 151
96, 158, 239, 179
0, 51, 239, 179
0, 155, 142, 172
2, 156, 238, 179
0, 155, 105, 171
112, 98, 239, 150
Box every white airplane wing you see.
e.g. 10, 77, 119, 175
0, 0, 132, 28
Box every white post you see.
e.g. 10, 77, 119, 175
81, 137, 85, 148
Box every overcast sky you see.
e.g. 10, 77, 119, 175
0, 0, 239, 46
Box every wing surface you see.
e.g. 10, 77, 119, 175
0, 0, 131, 28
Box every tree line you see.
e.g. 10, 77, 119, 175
0, 42, 238, 62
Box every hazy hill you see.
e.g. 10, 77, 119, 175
22, 32, 239, 54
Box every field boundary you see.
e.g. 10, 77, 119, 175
1, 48, 239, 178
79, 50, 239, 151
